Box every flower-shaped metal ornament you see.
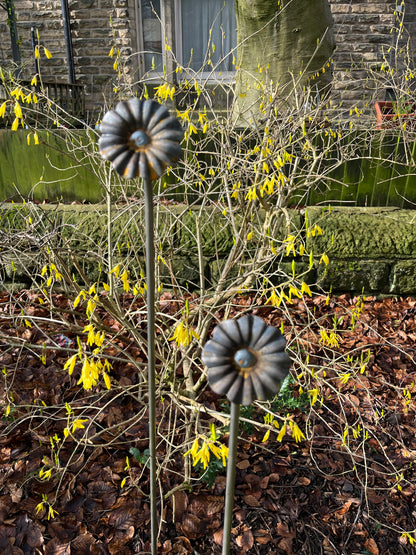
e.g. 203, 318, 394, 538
202, 315, 290, 406
98, 98, 183, 180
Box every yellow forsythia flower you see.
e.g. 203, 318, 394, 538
276, 422, 287, 442
103, 371, 111, 390
71, 418, 88, 432
64, 354, 77, 375
120, 269, 130, 292
308, 388, 319, 406
262, 429, 271, 442
169, 321, 199, 347
320, 253, 329, 265
14, 102, 22, 119
47, 506, 58, 519
84, 324, 96, 346
73, 289, 86, 308
290, 421, 305, 443
184, 437, 228, 468
301, 282, 312, 297
35, 501, 44, 515
265, 289, 282, 308
39, 468, 52, 481
109, 264, 121, 278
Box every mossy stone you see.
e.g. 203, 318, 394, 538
390, 261, 416, 294
317, 259, 391, 293
305, 207, 416, 259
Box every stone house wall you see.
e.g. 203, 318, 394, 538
330, 0, 416, 110
0, 0, 137, 120
0, 0, 415, 118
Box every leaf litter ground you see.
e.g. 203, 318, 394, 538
0, 290, 415, 554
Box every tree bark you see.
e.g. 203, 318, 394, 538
233, 0, 335, 124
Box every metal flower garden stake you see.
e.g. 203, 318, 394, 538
202, 315, 291, 554
99, 98, 183, 553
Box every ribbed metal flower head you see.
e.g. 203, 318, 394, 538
98, 98, 183, 180
202, 315, 290, 406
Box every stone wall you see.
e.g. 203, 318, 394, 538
329, 0, 416, 110
0, 1, 416, 117
1, 204, 416, 295
0, 0, 137, 119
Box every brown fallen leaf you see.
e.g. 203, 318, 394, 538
70, 533, 96, 551
364, 538, 379, 555
172, 491, 188, 522
180, 513, 202, 540
278, 536, 294, 555
254, 528, 272, 545
44, 538, 71, 555
243, 494, 261, 507
235, 526, 254, 552
187, 494, 224, 517
213, 527, 223, 546
236, 459, 250, 470
334, 499, 353, 517
160, 539, 172, 553
276, 522, 295, 539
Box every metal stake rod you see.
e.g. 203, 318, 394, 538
98, 97, 184, 554
143, 176, 158, 554
222, 402, 240, 555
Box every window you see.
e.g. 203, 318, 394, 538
137, 0, 236, 80
179, 0, 236, 74
139, 0, 163, 73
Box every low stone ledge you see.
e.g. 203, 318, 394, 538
0, 204, 416, 295
306, 207, 416, 259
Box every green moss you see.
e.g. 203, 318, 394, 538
0, 130, 104, 203
317, 260, 391, 293
390, 260, 416, 294
306, 207, 416, 258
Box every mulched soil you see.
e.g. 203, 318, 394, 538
0, 290, 415, 554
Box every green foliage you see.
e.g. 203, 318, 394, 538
271, 374, 310, 413
194, 457, 225, 488
129, 447, 151, 468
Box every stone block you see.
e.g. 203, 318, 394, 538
208, 258, 241, 289
178, 207, 238, 257
159, 256, 205, 290
390, 260, 416, 295
305, 207, 416, 259
275, 262, 317, 288
317, 259, 391, 293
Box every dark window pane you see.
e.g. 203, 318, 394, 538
181, 0, 236, 73
141, 0, 163, 72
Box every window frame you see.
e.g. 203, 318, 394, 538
136, 0, 236, 83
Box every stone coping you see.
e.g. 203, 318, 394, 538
0, 204, 415, 294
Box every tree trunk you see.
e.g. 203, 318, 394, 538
233, 0, 335, 124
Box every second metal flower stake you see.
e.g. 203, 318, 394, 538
202, 315, 291, 555
99, 98, 183, 554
